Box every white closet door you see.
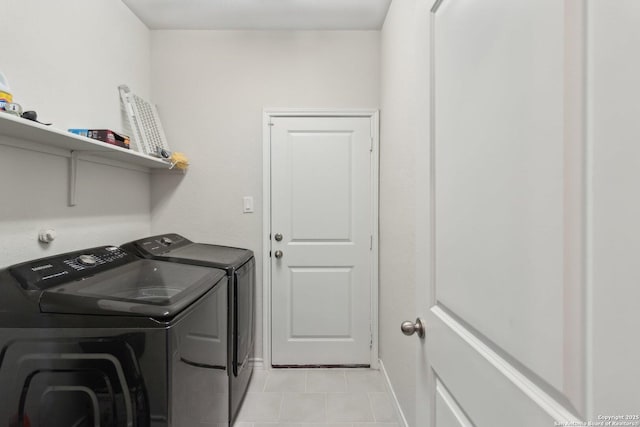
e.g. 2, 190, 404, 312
270, 115, 374, 366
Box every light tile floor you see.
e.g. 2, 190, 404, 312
234, 369, 400, 427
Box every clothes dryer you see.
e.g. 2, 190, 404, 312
123, 234, 254, 425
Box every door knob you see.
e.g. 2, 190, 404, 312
274, 233, 283, 242
274, 250, 283, 259
401, 318, 425, 338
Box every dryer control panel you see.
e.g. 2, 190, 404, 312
130, 233, 192, 256
9, 246, 137, 290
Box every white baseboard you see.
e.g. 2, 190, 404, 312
379, 359, 410, 427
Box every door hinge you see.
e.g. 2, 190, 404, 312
369, 136, 373, 152
268, 122, 274, 127
269, 251, 272, 258
370, 334, 373, 349
370, 235, 373, 250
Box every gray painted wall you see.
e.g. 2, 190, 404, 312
149, 30, 381, 362
380, 0, 432, 425
0, 0, 152, 267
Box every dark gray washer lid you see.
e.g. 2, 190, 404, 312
39, 259, 226, 319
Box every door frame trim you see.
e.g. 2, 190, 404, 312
262, 108, 380, 369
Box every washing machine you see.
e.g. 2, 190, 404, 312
123, 233, 254, 425
0, 245, 229, 427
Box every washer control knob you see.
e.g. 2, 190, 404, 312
161, 237, 173, 245
77, 254, 98, 266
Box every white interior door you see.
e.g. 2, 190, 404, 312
415, 0, 590, 425
269, 114, 375, 366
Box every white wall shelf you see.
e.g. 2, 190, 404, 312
0, 111, 171, 169
0, 111, 176, 206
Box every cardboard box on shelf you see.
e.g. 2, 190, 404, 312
68, 129, 130, 149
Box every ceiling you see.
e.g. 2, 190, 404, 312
121, 0, 392, 31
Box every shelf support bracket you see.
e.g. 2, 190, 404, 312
69, 150, 79, 207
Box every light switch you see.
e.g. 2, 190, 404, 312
243, 196, 254, 213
